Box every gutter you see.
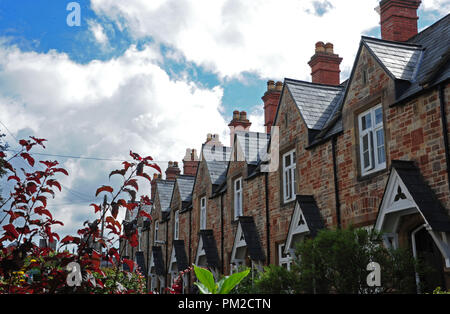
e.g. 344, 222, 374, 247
439, 84, 450, 194
332, 137, 342, 229
264, 172, 271, 264
220, 193, 224, 274
188, 206, 192, 291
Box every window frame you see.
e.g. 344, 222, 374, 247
358, 104, 386, 176
234, 177, 243, 220
174, 210, 179, 240
282, 149, 297, 203
278, 243, 293, 271
200, 197, 207, 230
154, 220, 159, 242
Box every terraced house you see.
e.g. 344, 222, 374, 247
121, 0, 450, 293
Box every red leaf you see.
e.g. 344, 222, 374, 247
139, 210, 152, 220
125, 179, 139, 191
129, 151, 142, 161
3, 224, 19, 239
30, 136, 47, 148
61, 235, 74, 243
105, 216, 116, 226
95, 185, 114, 197
53, 168, 68, 176
40, 160, 59, 168
148, 163, 162, 174
36, 195, 47, 207
123, 259, 134, 272
20, 152, 35, 167
109, 169, 127, 178
47, 179, 62, 192
137, 172, 152, 183
122, 161, 133, 172
0, 151, 6, 158
26, 182, 38, 195
34, 206, 52, 219
7, 175, 20, 182
90, 204, 101, 213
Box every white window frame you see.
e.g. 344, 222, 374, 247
200, 197, 206, 230
278, 243, 293, 271
234, 177, 243, 220
282, 150, 296, 203
154, 220, 159, 242
174, 210, 179, 240
358, 104, 386, 176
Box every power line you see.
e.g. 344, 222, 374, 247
0, 120, 19, 143
5, 149, 173, 163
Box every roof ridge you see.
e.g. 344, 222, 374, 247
284, 77, 345, 90
408, 13, 450, 43
361, 35, 423, 49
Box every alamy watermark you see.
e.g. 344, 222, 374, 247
66, 2, 81, 27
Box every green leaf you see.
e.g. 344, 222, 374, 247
194, 281, 212, 294
193, 264, 216, 293
217, 268, 250, 294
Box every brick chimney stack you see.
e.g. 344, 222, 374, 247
262, 80, 283, 134
151, 173, 161, 201
308, 42, 343, 86
183, 148, 199, 176
229, 110, 252, 147
379, 0, 421, 42
165, 161, 180, 181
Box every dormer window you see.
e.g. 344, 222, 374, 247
358, 105, 386, 176
282, 150, 296, 203
200, 197, 206, 230
174, 210, 179, 240
234, 178, 243, 220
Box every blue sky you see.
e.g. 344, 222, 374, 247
0, 0, 448, 241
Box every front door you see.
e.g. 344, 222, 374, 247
413, 227, 447, 292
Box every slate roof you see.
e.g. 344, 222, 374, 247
176, 175, 195, 203
390, 160, 450, 232
173, 240, 189, 272
151, 246, 165, 276
201, 144, 231, 187
285, 78, 346, 131
135, 251, 147, 275
198, 230, 220, 269
235, 131, 270, 166
296, 195, 325, 237
363, 37, 424, 81
238, 217, 266, 262
360, 14, 450, 104
156, 180, 175, 213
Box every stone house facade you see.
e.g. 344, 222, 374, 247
122, 0, 450, 293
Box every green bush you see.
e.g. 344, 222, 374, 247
295, 227, 421, 294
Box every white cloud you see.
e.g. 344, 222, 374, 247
90, 0, 383, 81
91, 0, 448, 82
0, 42, 228, 236
88, 19, 109, 46
421, 0, 450, 14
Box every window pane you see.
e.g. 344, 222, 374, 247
375, 107, 383, 125
285, 154, 291, 167
376, 129, 384, 146
361, 114, 372, 130
378, 146, 385, 164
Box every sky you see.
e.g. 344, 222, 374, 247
0, 0, 448, 243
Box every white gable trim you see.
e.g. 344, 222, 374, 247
375, 168, 429, 233
376, 168, 450, 268
230, 221, 247, 264
169, 245, 177, 273
284, 201, 310, 255
195, 236, 206, 267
